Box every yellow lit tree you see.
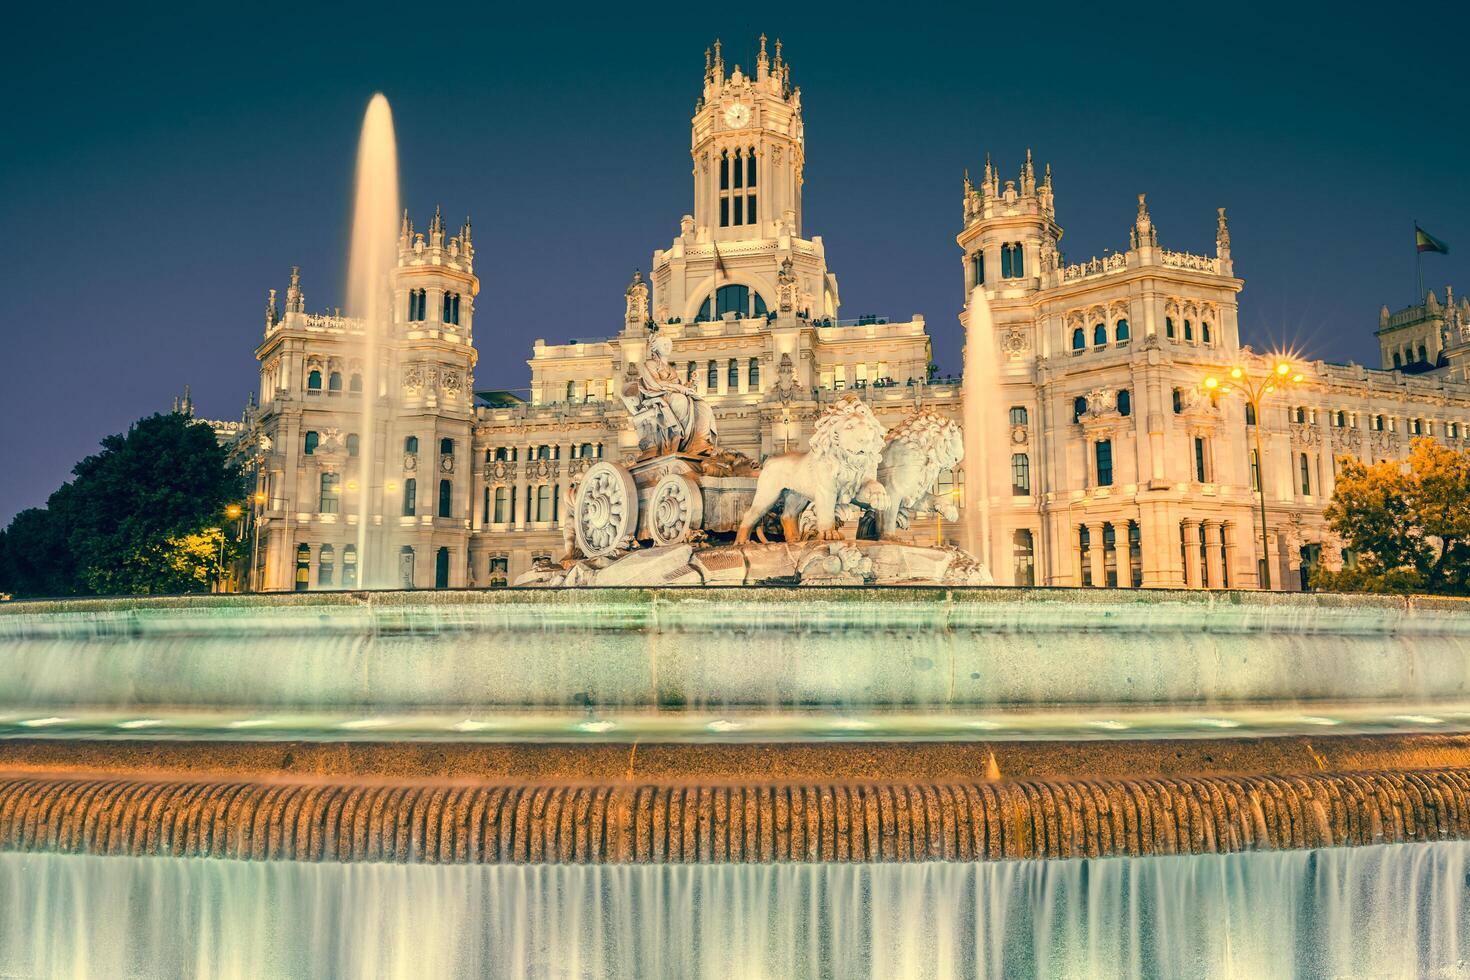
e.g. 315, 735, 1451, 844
1312, 438, 1470, 596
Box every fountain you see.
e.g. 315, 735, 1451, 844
345, 93, 399, 587
4, 102, 1470, 978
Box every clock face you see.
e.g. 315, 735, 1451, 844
723, 102, 750, 129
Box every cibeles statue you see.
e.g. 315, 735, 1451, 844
876, 408, 965, 536
621, 333, 719, 457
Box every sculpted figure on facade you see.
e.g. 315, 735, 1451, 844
736, 393, 889, 543
875, 408, 965, 536
621, 333, 718, 456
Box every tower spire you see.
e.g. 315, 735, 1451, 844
757, 33, 769, 78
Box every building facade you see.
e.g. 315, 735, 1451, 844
231, 37, 1470, 592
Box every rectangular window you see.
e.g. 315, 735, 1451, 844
1011, 453, 1030, 495
319, 473, 339, 514
747, 195, 756, 224
493, 487, 508, 523
1300, 454, 1311, 495
1013, 245, 1024, 278
1095, 440, 1113, 487
536, 485, 552, 522
1012, 529, 1035, 587
1194, 438, 1208, 482
719, 198, 729, 227
972, 252, 984, 286
1009, 406, 1028, 426
732, 155, 743, 188
747, 154, 756, 187
719, 155, 729, 190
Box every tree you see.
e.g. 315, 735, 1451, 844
0, 412, 244, 597
1311, 438, 1470, 596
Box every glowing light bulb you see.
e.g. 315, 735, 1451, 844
1204, 377, 1219, 389
1230, 367, 1243, 379
1292, 373, 1304, 383
1275, 362, 1291, 376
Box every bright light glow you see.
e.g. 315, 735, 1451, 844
1275, 362, 1291, 376
1292, 373, 1304, 383
386, 482, 398, 492
253, 492, 267, 504
1230, 367, 1243, 379
224, 504, 242, 519
1204, 377, 1219, 389
346, 481, 359, 492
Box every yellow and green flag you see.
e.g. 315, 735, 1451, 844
1416, 225, 1450, 255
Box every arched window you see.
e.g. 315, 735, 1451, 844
307, 370, 322, 391
1373, 415, 1385, 432
440, 438, 454, 456
304, 430, 319, 455
405, 435, 419, 454
707, 361, 719, 389
1419, 345, 1428, 363
493, 486, 508, 523
1009, 406, 1028, 426
1293, 406, 1306, 424
346, 433, 359, 457
1071, 328, 1085, 352
1093, 323, 1107, 347
1413, 418, 1423, 435
1128, 522, 1143, 588
1183, 320, 1194, 341
1393, 352, 1403, 368
728, 358, 739, 388
1073, 396, 1088, 422
972, 252, 985, 286
1011, 453, 1030, 495
1078, 526, 1093, 587
1202, 322, 1212, 344
318, 544, 335, 587
1115, 319, 1131, 342
566, 380, 576, 402
342, 544, 358, 588
438, 479, 452, 518
295, 544, 310, 591
399, 546, 415, 589
686, 360, 696, 381
435, 547, 450, 588
748, 357, 760, 388
402, 478, 416, 516
329, 371, 343, 392
1172, 389, 1184, 414
1165, 317, 1176, 339
349, 373, 363, 394
1118, 389, 1132, 416
1102, 523, 1119, 587
1013, 529, 1035, 587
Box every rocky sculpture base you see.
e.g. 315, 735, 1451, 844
514, 539, 993, 588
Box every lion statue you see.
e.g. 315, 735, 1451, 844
736, 394, 890, 543
876, 408, 964, 537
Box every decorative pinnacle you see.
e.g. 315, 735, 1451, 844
759, 33, 768, 61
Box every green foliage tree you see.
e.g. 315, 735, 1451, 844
1311, 438, 1470, 596
0, 413, 244, 597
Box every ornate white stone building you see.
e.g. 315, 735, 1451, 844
231, 37, 1470, 592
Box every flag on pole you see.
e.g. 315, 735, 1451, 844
1416, 226, 1450, 255
712, 242, 726, 282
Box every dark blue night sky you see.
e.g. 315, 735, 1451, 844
3, 1, 1466, 521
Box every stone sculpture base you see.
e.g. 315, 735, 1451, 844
515, 539, 993, 588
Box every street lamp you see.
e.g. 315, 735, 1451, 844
1202, 356, 1303, 590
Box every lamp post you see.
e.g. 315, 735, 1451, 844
1203, 358, 1303, 591
248, 490, 266, 592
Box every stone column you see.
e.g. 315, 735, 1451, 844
1072, 524, 1086, 586
1202, 520, 1224, 590
1181, 520, 1201, 589
1088, 521, 1107, 588
1222, 520, 1239, 590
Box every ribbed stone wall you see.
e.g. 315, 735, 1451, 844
4, 769, 1470, 864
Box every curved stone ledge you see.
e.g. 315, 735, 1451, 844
4, 768, 1470, 864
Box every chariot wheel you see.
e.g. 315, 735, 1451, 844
649, 474, 704, 547
574, 461, 639, 558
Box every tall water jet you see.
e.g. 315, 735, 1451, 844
961, 284, 1004, 568
344, 94, 399, 587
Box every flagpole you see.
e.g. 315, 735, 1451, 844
1415, 220, 1423, 304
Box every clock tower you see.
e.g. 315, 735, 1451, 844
648, 36, 839, 328
691, 35, 805, 242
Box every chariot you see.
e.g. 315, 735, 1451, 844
572, 454, 759, 558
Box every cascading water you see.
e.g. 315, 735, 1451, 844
344, 94, 399, 587
961, 285, 1004, 566
3, 844, 1467, 978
